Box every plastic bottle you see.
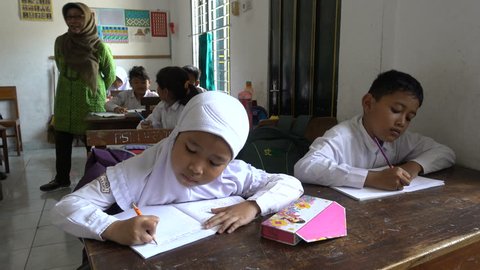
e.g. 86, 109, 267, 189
238, 81, 254, 129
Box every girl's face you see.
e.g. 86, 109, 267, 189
171, 131, 232, 187
65, 8, 85, 34
130, 77, 150, 96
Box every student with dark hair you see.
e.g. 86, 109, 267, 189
40, 2, 115, 192
183, 65, 207, 93
138, 66, 199, 129
105, 66, 158, 113
294, 70, 455, 191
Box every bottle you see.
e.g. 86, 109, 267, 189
238, 81, 254, 129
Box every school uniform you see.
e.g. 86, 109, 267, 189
294, 115, 455, 188
104, 90, 158, 112
137, 100, 184, 129
52, 91, 304, 241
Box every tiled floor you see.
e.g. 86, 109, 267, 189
0, 147, 88, 270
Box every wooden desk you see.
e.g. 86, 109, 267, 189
86, 129, 172, 147
84, 166, 480, 269
85, 114, 142, 130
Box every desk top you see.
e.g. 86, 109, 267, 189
84, 166, 480, 269
85, 114, 142, 130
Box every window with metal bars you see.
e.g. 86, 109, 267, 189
191, 0, 230, 93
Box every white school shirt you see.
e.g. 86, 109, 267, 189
294, 115, 455, 188
105, 90, 158, 112
51, 154, 304, 240
137, 101, 184, 129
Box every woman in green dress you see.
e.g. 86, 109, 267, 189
41, 2, 115, 192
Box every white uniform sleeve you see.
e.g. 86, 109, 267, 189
51, 174, 120, 241
230, 161, 304, 215
294, 134, 368, 189
105, 93, 125, 112
397, 131, 455, 174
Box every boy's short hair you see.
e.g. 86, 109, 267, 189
182, 65, 201, 80
368, 70, 423, 106
129, 66, 150, 81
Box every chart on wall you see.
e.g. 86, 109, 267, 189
19, 0, 53, 21
92, 7, 170, 56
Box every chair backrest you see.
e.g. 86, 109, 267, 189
304, 117, 337, 142
0, 86, 19, 119
141, 96, 161, 115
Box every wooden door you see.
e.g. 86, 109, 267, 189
268, 0, 341, 117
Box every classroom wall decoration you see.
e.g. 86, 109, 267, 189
151, 11, 168, 37
19, 0, 53, 21
92, 7, 170, 57
125, 10, 150, 27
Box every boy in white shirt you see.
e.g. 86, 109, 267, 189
105, 66, 158, 113
294, 70, 455, 191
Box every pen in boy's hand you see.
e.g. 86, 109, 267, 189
132, 203, 158, 245
135, 110, 145, 120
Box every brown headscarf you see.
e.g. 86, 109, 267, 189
58, 2, 101, 92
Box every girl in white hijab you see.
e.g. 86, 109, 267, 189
52, 91, 303, 246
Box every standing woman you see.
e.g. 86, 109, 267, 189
40, 2, 115, 191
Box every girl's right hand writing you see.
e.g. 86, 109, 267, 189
364, 167, 412, 191
101, 215, 159, 245
140, 120, 153, 129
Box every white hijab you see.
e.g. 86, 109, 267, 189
107, 91, 250, 209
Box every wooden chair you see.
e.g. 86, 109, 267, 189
0, 125, 9, 173
141, 96, 161, 116
0, 86, 22, 155
304, 116, 337, 142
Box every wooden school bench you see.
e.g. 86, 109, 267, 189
83, 165, 480, 269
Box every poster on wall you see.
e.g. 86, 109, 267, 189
98, 26, 129, 43
19, 0, 53, 21
125, 10, 150, 27
151, 11, 168, 37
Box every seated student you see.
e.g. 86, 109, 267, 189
107, 66, 130, 94
105, 66, 158, 113
294, 70, 455, 191
183, 64, 207, 93
138, 66, 199, 130
51, 91, 304, 245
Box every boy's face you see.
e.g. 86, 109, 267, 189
130, 77, 150, 96
362, 91, 420, 142
171, 131, 232, 187
187, 74, 199, 86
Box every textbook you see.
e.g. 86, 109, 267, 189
114, 196, 245, 259
331, 175, 444, 201
261, 195, 347, 245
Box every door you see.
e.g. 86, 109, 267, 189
268, 0, 341, 117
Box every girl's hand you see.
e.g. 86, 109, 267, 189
113, 106, 128, 114
101, 215, 159, 245
140, 120, 153, 129
204, 201, 261, 234
365, 167, 412, 191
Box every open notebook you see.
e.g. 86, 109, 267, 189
332, 175, 444, 201
114, 196, 245, 259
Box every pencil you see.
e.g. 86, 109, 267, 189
373, 137, 394, 168
135, 110, 145, 120
132, 203, 158, 245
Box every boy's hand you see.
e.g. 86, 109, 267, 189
365, 167, 412, 191
140, 120, 153, 129
101, 215, 159, 245
204, 201, 261, 234
113, 106, 128, 114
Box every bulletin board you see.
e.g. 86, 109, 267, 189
92, 7, 170, 59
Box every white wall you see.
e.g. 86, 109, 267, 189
338, 0, 480, 170
0, 0, 173, 150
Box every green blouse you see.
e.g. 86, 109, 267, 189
53, 38, 115, 135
